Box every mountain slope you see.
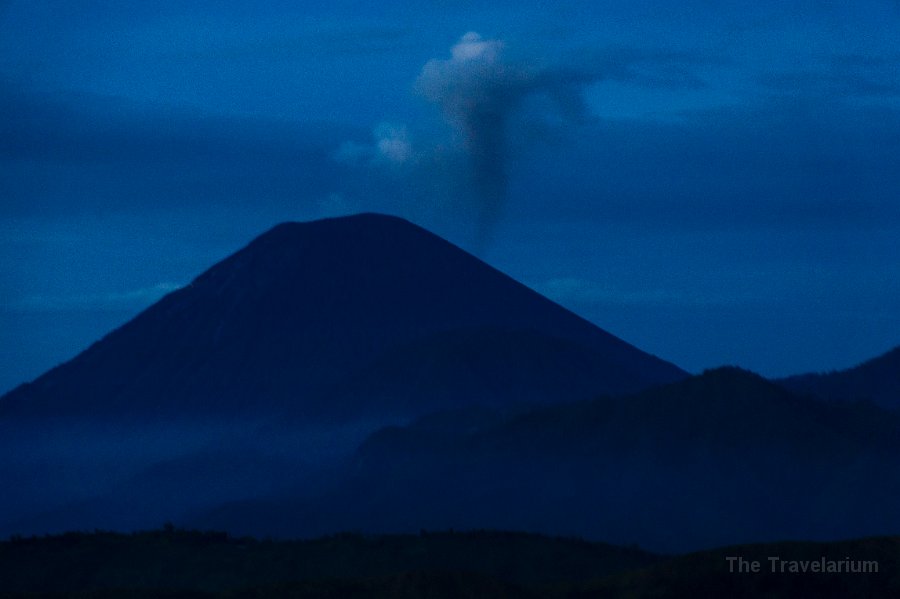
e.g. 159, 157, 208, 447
778, 346, 900, 410
0, 213, 685, 422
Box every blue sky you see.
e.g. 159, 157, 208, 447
2, 0, 900, 393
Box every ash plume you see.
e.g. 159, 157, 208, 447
415, 32, 591, 247
334, 32, 707, 249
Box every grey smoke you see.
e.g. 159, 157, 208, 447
339, 32, 710, 248
415, 32, 604, 247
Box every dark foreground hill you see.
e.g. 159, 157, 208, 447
779, 345, 900, 410
196, 368, 900, 552
0, 528, 896, 598
583, 536, 895, 599
0, 528, 659, 596
0, 213, 685, 423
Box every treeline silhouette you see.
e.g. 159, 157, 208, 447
2, 528, 898, 598
0, 527, 655, 596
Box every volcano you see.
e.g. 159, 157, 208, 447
1, 213, 686, 423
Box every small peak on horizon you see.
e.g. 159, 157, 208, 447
700, 365, 762, 378
688, 366, 787, 394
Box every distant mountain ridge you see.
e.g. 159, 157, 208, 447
195, 367, 900, 553
778, 346, 900, 410
0, 213, 686, 422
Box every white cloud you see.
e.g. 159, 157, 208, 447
450, 31, 503, 63
333, 122, 414, 168
373, 123, 413, 165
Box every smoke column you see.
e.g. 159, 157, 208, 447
416, 33, 535, 248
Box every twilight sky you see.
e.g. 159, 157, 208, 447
2, 0, 900, 393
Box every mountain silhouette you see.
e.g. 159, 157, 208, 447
0, 213, 685, 422
10, 215, 895, 553
0, 213, 687, 536
778, 346, 900, 410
